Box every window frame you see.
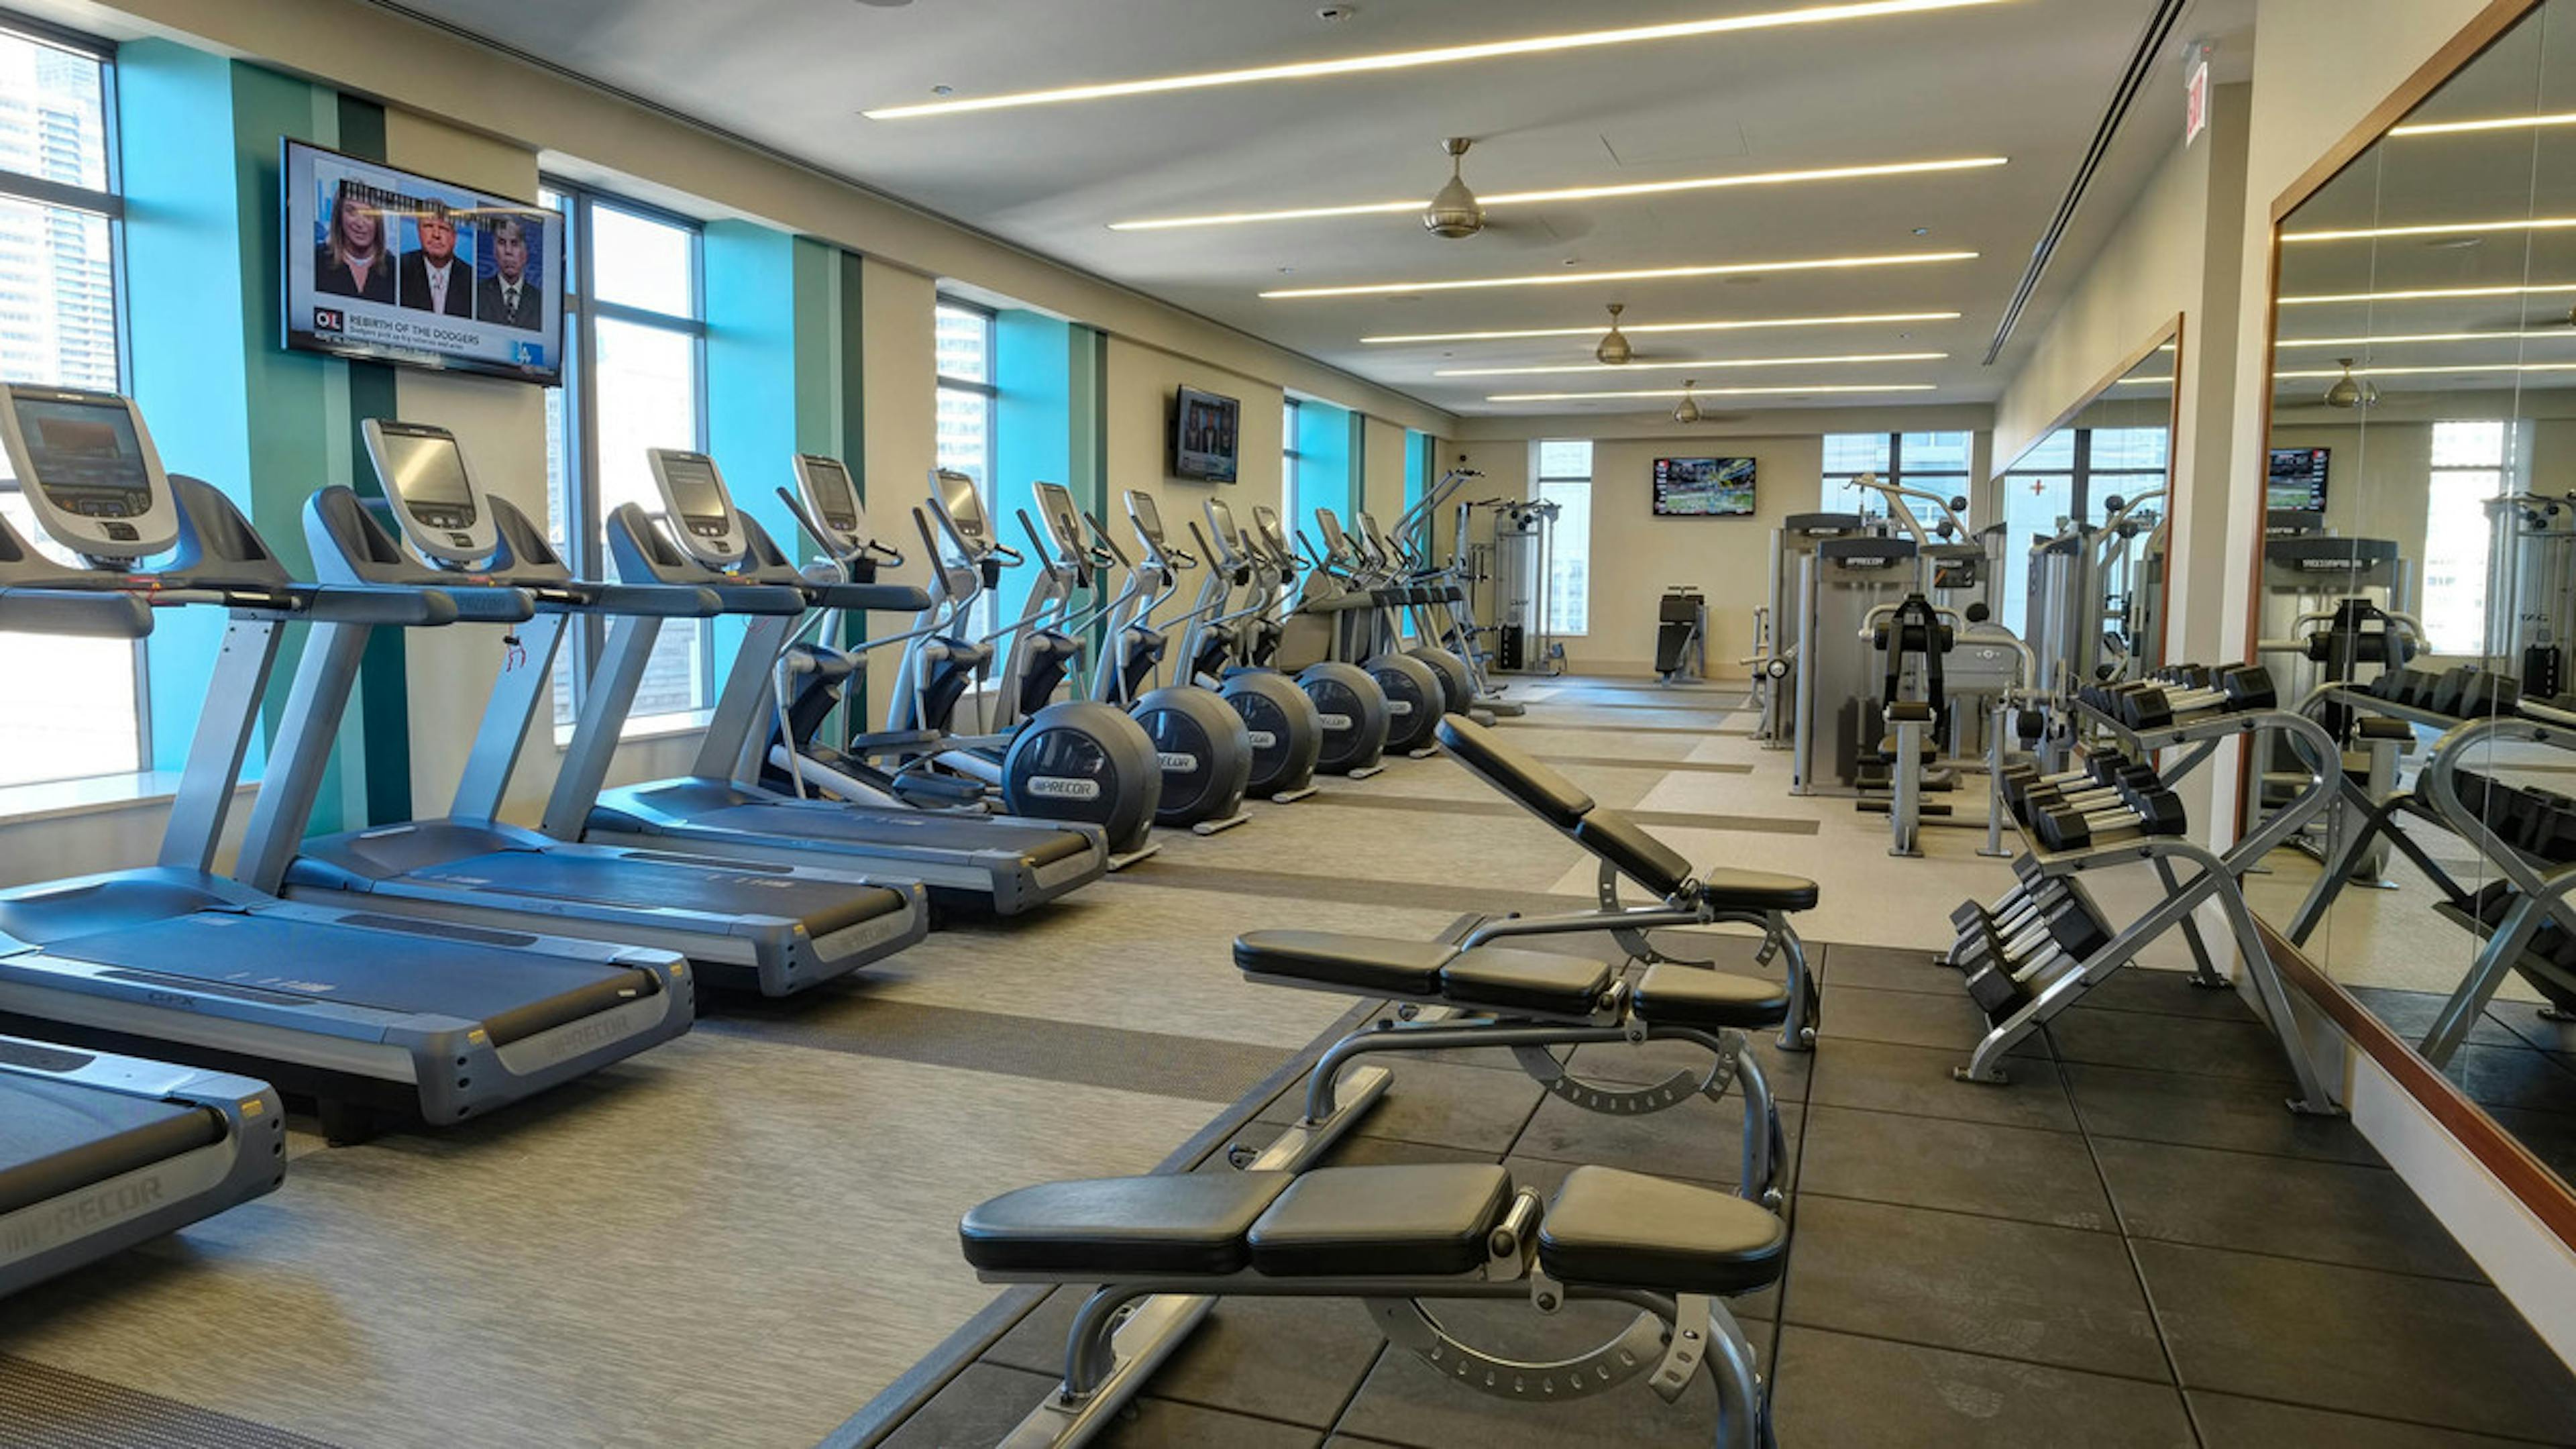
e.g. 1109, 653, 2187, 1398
0, 14, 148, 786
2421, 418, 2514, 658
1821, 431, 1974, 525
541, 177, 710, 730
933, 297, 998, 634
1534, 437, 1593, 639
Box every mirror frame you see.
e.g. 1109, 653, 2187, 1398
2247, 0, 2576, 1250
1992, 313, 2185, 672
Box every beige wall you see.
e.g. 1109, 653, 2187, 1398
66, 0, 1451, 439
1360, 418, 1408, 529
859, 260, 940, 714
1104, 337, 1287, 643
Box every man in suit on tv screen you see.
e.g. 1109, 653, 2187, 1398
476, 213, 544, 331
399, 202, 474, 319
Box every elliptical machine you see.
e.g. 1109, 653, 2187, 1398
1181, 498, 1325, 803
881, 469, 1164, 863
1084, 490, 1256, 835
1302, 507, 1446, 757
1247, 504, 1391, 778
1354, 508, 1480, 718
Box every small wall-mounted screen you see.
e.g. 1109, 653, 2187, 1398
1652, 457, 1757, 517
1173, 386, 1240, 483
2267, 447, 2330, 511
281, 140, 563, 384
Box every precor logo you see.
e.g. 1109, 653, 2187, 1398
1317, 714, 1353, 730
1387, 699, 1414, 715
1026, 776, 1103, 800
1157, 753, 1201, 772
1246, 731, 1277, 748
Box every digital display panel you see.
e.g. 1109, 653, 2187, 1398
800, 455, 861, 536
938, 470, 988, 546
658, 452, 732, 542
378, 427, 478, 532
1652, 457, 1758, 517
282, 140, 563, 384
1172, 386, 1239, 483
8, 395, 150, 521
2267, 447, 2330, 511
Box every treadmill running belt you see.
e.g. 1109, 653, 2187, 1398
40, 914, 657, 1044
677, 798, 1096, 867
407, 851, 908, 932
0, 1079, 223, 1218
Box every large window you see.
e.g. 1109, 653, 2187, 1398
935, 300, 997, 635
0, 20, 139, 788
1534, 438, 1592, 637
543, 182, 708, 730
1822, 431, 1973, 524
2424, 419, 2512, 656
1998, 426, 2171, 635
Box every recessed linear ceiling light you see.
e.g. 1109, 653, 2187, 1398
2393, 110, 2576, 137
1486, 383, 1939, 402
2279, 283, 2576, 305
1263, 251, 1977, 299
1108, 157, 2008, 231
1437, 350, 1947, 378
1362, 310, 1962, 345
2277, 329, 2576, 348
2283, 217, 2576, 244
2273, 362, 2576, 380
861, 0, 2008, 119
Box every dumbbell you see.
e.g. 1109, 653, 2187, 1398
2421, 667, 2520, 719
2021, 761, 2165, 820
2371, 667, 2440, 706
1958, 881, 2101, 971
1998, 757, 2130, 818
1950, 861, 2074, 944
2112, 665, 2275, 729
2033, 779, 2188, 852
1957, 895, 2115, 1017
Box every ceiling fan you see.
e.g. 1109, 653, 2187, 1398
1420, 138, 1553, 241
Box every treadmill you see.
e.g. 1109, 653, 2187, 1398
557, 449, 1109, 914
0, 552, 284, 1299
0, 384, 694, 1140
233, 421, 928, 997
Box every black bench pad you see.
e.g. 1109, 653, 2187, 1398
1701, 867, 1820, 912
961, 1171, 1293, 1276
1574, 810, 1697, 897
1436, 715, 1594, 828
1247, 1165, 1511, 1276
1633, 965, 1790, 1030
1441, 949, 1613, 1014
1538, 1166, 1788, 1297
1234, 931, 1456, 996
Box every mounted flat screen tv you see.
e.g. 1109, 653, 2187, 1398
2267, 446, 2330, 511
1172, 386, 1240, 483
280, 139, 564, 384
1652, 456, 1756, 517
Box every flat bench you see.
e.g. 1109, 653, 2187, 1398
1236, 929, 1790, 1201
963, 1161, 1783, 1448
1432, 714, 1822, 1049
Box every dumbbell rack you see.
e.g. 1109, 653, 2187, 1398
2289, 688, 2576, 1065
1945, 698, 2345, 1115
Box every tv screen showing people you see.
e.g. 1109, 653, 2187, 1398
2267, 446, 2330, 511
282, 140, 562, 384
1173, 386, 1240, 483
1652, 456, 1757, 517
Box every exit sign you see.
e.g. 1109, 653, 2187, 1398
2185, 54, 2210, 144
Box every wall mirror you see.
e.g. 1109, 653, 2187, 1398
1994, 323, 2179, 692
2253, 0, 2576, 1205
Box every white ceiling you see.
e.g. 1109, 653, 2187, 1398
381, 0, 2226, 419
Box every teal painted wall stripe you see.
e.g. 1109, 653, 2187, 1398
702, 218, 801, 669
333, 93, 411, 827
995, 309, 1072, 628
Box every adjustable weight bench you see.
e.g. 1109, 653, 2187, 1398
1234, 930, 1792, 1205
1434, 714, 1823, 1051
962, 1161, 1785, 1448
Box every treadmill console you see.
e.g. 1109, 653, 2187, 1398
362, 419, 496, 566
647, 449, 745, 566
0, 382, 178, 562
790, 453, 867, 555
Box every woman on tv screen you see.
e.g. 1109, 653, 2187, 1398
314, 178, 392, 304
